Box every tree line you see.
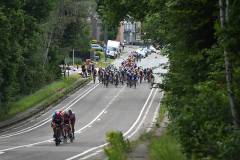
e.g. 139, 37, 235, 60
97, 0, 240, 159
0, 0, 95, 115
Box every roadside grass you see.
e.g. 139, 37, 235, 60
127, 95, 186, 160
95, 58, 113, 68
130, 130, 153, 150
148, 96, 187, 160
0, 75, 90, 121
149, 132, 187, 160
104, 131, 131, 160
156, 103, 167, 128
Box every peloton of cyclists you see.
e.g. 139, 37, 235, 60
96, 55, 154, 88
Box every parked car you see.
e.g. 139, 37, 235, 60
91, 44, 103, 51
66, 66, 77, 71
149, 45, 157, 53
136, 48, 148, 58
143, 47, 151, 55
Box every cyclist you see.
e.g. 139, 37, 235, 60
93, 68, 97, 83
63, 111, 71, 140
51, 111, 63, 139
68, 109, 76, 139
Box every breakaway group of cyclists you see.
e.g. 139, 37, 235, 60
95, 55, 155, 88
51, 109, 75, 146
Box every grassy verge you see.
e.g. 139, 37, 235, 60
104, 131, 131, 160
0, 75, 90, 121
148, 96, 186, 160
149, 132, 187, 160
95, 58, 113, 68
156, 103, 167, 128
127, 94, 186, 160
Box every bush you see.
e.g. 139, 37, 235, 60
91, 39, 98, 44
149, 133, 187, 160
96, 51, 105, 59
104, 131, 131, 160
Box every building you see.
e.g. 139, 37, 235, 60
123, 21, 141, 44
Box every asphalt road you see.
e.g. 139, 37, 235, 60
0, 47, 167, 160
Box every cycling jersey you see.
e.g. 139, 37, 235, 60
52, 113, 62, 127
63, 113, 70, 125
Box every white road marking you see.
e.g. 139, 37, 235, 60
65, 88, 155, 160
66, 144, 107, 160
0, 85, 126, 153
25, 144, 33, 148
0, 151, 4, 155
86, 89, 158, 160
75, 86, 126, 134
79, 88, 159, 160
127, 89, 158, 138
80, 150, 103, 160
0, 84, 159, 160
123, 89, 154, 137
80, 152, 98, 160
0, 83, 100, 139
0, 139, 51, 152
147, 92, 163, 133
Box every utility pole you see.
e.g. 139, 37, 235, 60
72, 49, 75, 66
104, 23, 108, 62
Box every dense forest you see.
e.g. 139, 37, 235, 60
0, 0, 96, 115
97, 0, 240, 159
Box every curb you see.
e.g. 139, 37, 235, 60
0, 78, 91, 130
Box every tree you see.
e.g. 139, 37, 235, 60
219, 0, 240, 128
0, 0, 97, 115
97, 0, 240, 159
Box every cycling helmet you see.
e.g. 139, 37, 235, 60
68, 109, 72, 115
64, 111, 68, 114
55, 111, 60, 117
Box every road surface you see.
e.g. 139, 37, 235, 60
0, 46, 168, 160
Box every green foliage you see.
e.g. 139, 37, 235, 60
0, 75, 90, 121
0, 0, 97, 117
95, 51, 104, 58
97, 0, 149, 26
23, 0, 57, 22
98, 0, 240, 159
62, 21, 90, 52
9, 75, 79, 116
104, 131, 131, 160
149, 133, 187, 160
97, 0, 149, 41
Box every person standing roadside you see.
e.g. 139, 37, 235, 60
81, 64, 86, 78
